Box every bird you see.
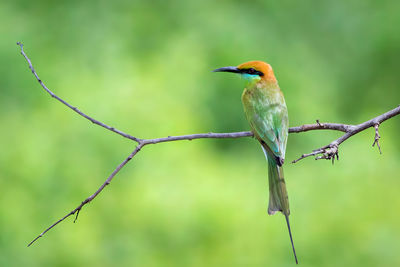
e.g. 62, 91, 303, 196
213, 61, 297, 264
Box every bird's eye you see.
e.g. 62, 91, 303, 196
248, 68, 256, 74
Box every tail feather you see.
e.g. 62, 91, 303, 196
285, 214, 298, 264
261, 146, 289, 215
262, 146, 298, 264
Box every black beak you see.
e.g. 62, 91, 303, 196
212, 66, 241, 74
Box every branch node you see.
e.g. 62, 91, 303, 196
73, 208, 81, 223
321, 145, 338, 163
294, 144, 339, 164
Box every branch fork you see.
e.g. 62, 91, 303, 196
291, 108, 400, 163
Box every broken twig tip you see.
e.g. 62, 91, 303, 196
372, 124, 382, 154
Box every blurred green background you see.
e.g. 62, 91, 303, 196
1, 0, 400, 266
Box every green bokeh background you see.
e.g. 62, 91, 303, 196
1, 0, 400, 266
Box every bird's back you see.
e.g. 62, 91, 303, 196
242, 81, 289, 160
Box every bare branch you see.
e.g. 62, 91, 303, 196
18, 42, 400, 246
28, 144, 143, 247
142, 131, 253, 143
24, 124, 359, 246
16, 42, 141, 143
288, 122, 352, 133
292, 105, 400, 163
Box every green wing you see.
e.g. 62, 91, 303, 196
243, 89, 289, 160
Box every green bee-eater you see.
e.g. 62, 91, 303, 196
213, 61, 297, 264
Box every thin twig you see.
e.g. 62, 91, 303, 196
292, 105, 400, 163
18, 42, 400, 246
27, 145, 143, 247
372, 124, 382, 154
16, 42, 141, 143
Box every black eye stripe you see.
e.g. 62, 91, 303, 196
242, 68, 264, 76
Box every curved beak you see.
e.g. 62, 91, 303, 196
212, 66, 241, 74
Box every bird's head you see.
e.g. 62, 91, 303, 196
213, 60, 276, 85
